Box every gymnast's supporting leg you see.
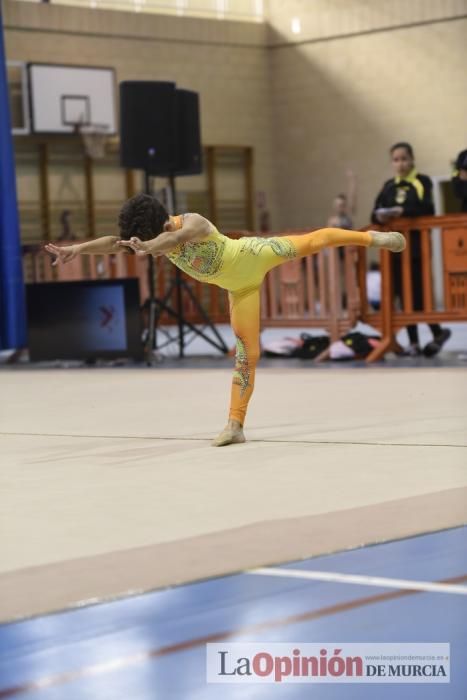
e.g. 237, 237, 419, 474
212, 287, 261, 447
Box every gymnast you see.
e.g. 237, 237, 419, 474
45, 194, 405, 447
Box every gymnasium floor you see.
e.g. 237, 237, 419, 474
0, 527, 465, 699
1, 358, 466, 616
1, 318, 466, 697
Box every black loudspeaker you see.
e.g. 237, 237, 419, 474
120, 81, 176, 176
174, 89, 202, 176
119, 81, 202, 176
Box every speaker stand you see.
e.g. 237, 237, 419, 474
144, 173, 229, 362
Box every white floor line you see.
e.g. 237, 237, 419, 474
247, 568, 467, 595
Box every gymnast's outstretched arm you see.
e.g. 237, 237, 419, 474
118, 213, 213, 256
46, 213, 212, 264
45, 236, 123, 265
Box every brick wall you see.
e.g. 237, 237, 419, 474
4, 0, 467, 232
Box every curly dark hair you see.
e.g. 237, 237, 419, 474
118, 194, 169, 241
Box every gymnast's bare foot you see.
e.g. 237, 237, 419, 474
211, 419, 246, 447
369, 231, 406, 252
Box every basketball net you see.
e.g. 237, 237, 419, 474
77, 123, 109, 160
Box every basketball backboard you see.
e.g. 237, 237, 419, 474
28, 63, 117, 134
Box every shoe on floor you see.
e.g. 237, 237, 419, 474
423, 328, 452, 357
397, 344, 422, 357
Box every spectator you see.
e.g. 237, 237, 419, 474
327, 169, 356, 229
371, 142, 450, 357
57, 209, 77, 242
451, 149, 467, 212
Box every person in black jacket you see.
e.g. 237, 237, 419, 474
451, 149, 467, 212
371, 142, 450, 357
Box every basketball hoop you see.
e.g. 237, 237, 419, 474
76, 122, 109, 160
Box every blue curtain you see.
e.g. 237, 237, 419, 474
0, 9, 26, 350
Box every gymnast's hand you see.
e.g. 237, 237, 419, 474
118, 237, 161, 257
44, 242, 78, 266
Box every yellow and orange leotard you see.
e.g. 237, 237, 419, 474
166, 216, 372, 425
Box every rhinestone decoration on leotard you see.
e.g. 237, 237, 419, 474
167, 238, 225, 278
239, 236, 297, 259
232, 336, 250, 396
